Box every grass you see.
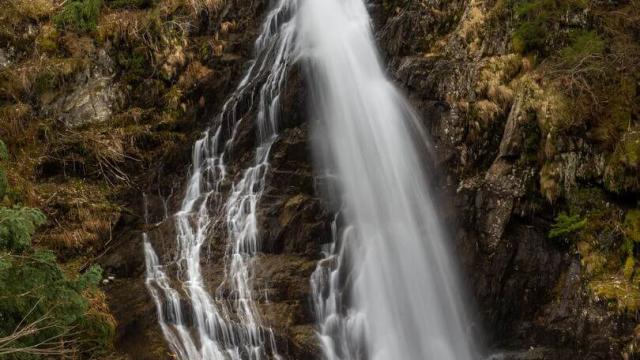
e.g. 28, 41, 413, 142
549, 212, 587, 242
54, 0, 103, 33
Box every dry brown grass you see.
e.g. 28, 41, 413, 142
0, 103, 32, 140
7, 0, 56, 20
187, 0, 223, 16
37, 180, 121, 251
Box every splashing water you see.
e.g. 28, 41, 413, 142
300, 0, 479, 359
143, 0, 297, 358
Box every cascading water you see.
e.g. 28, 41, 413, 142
300, 0, 479, 359
145, 0, 478, 358
143, 0, 297, 358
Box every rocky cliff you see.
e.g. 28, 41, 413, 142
1, 0, 638, 359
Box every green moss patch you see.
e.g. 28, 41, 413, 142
54, 0, 103, 33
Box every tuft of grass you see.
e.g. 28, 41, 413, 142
54, 0, 103, 33
549, 211, 587, 241
558, 30, 605, 65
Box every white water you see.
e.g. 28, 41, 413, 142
145, 0, 479, 358
300, 0, 479, 359
143, 0, 297, 358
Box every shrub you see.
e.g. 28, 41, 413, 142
0, 143, 114, 357
0, 207, 47, 252
0, 253, 111, 358
558, 30, 605, 64
549, 211, 587, 241
54, 0, 103, 33
512, 0, 588, 55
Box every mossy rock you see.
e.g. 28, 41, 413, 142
605, 130, 640, 193
625, 210, 640, 244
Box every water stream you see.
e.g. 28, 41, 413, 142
144, 0, 479, 358
143, 0, 297, 358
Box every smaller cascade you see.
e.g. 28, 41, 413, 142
143, 193, 201, 358
311, 214, 367, 360
143, 0, 298, 358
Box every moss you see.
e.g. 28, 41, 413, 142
625, 210, 640, 243
54, 0, 103, 33
540, 162, 560, 202
31, 58, 87, 96
593, 78, 636, 148
578, 241, 608, 277
512, 0, 588, 55
605, 130, 640, 193
35, 25, 60, 54
624, 256, 636, 280
590, 276, 640, 312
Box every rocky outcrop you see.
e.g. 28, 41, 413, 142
376, 0, 640, 358
44, 49, 123, 128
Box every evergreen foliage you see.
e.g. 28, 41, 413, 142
549, 212, 587, 241
0, 207, 47, 252
0, 253, 107, 359
0, 141, 114, 358
512, 0, 588, 55
54, 0, 103, 33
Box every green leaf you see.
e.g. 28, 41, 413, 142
549, 212, 587, 240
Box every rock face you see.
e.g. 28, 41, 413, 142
45, 50, 123, 128
373, 0, 639, 358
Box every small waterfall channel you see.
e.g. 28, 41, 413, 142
143, 0, 297, 358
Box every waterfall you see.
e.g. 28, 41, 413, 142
143, 0, 297, 358
144, 0, 479, 358
300, 0, 479, 359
